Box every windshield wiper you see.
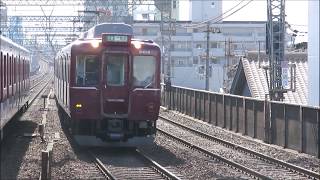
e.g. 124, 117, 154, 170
144, 82, 152, 89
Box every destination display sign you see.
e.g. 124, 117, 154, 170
103, 34, 129, 43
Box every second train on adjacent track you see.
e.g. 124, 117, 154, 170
54, 23, 161, 145
0, 35, 31, 140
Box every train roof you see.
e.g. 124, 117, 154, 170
0, 35, 30, 54
57, 23, 159, 55
84, 23, 133, 39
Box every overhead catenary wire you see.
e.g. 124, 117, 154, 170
182, 0, 247, 28
181, 0, 254, 29
158, 0, 255, 31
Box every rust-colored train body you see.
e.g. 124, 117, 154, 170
0, 35, 31, 140
54, 23, 161, 144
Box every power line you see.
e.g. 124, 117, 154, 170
160, 0, 254, 30
210, 0, 254, 25
183, 0, 247, 28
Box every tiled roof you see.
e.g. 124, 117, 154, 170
232, 52, 308, 105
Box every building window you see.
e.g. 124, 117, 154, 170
210, 42, 218, 48
142, 28, 148, 35
173, 0, 176, 8
142, 13, 149, 20
170, 44, 175, 50
193, 28, 198, 33
196, 44, 202, 49
193, 56, 199, 64
211, 1, 215, 8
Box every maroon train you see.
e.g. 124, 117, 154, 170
54, 23, 161, 145
0, 35, 31, 140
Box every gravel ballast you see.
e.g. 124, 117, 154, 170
160, 108, 320, 174
138, 134, 252, 179
0, 86, 104, 179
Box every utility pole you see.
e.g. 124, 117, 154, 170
204, 22, 221, 91
166, 10, 172, 84
160, 11, 165, 77
267, 0, 287, 101
205, 22, 210, 91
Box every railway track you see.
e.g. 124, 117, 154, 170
30, 61, 50, 91
158, 115, 320, 180
28, 68, 53, 106
89, 148, 182, 180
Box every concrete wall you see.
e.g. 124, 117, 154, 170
308, 1, 320, 107
162, 85, 320, 158
172, 62, 224, 92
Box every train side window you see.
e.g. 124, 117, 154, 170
17, 56, 20, 82
14, 57, 16, 84
0, 52, 2, 90
62, 56, 64, 81
57, 57, 60, 79
133, 56, 156, 88
106, 55, 125, 86
19, 58, 21, 81
11, 56, 13, 85
12, 56, 14, 84
64, 57, 66, 82
59, 56, 63, 80
27, 61, 29, 79
76, 55, 98, 86
22, 59, 24, 80
8, 56, 12, 86
4, 55, 6, 87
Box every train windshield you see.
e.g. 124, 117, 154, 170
106, 54, 126, 86
133, 56, 156, 88
76, 55, 99, 86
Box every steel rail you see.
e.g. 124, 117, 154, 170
159, 115, 320, 180
28, 75, 53, 106
135, 149, 181, 180
88, 150, 116, 180
156, 128, 271, 180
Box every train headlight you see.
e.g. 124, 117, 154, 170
90, 40, 100, 48
75, 103, 82, 108
132, 41, 141, 49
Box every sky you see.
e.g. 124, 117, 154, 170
5, 0, 309, 42
179, 0, 308, 24
179, 0, 309, 42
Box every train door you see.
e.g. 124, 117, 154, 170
102, 53, 129, 116
71, 54, 100, 120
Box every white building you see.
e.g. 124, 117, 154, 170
0, 1, 8, 35
189, 0, 222, 22
308, 1, 319, 107
133, 21, 266, 92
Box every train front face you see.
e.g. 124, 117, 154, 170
70, 34, 161, 142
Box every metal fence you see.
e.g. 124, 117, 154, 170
161, 85, 320, 158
